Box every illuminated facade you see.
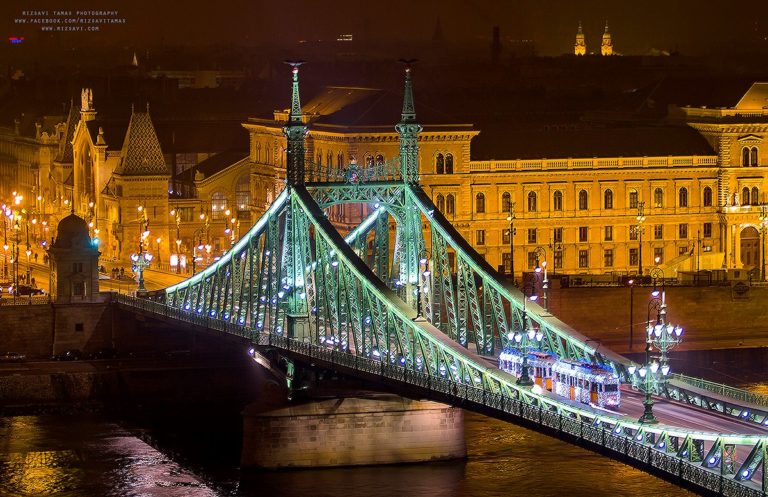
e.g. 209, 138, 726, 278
601, 21, 613, 56
574, 22, 586, 56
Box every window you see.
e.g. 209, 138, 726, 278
629, 248, 638, 266
502, 192, 511, 213
502, 252, 512, 272
742, 187, 751, 206
446, 194, 455, 216
578, 190, 588, 210
579, 226, 588, 242
654, 247, 664, 263
365, 155, 374, 167
327, 151, 333, 167
476, 230, 485, 245
654, 188, 664, 208
553, 227, 563, 243
629, 190, 639, 209
553, 191, 563, 211
703, 222, 712, 238
654, 225, 663, 240
679, 246, 689, 256
752, 187, 759, 206
375, 154, 384, 166
629, 225, 638, 241
703, 186, 713, 207
503, 229, 511, 244
554, 250, 563, 269
751, 147, 759, 167
743, 147, 751, 167
435, 153, 444, 174
604, 189, 613, 209
236, 175, 251, 220
604, 226, 613, 241
604, 249, 614, 267
578, 250, 589, 268
527, 228, 537, 244
445, 154, 454, 174
678, 187, 688, 208
178, 207, 194, 222
72, 262, 83, 273
211, 191, 228, 220
528, 251, 538, 269
527, 191, 537, 212
337, 153, 344, 168
679, 223, 688, 239
73, 281, 85, 296
436, 194, 445, 212
475, 193, 486, 213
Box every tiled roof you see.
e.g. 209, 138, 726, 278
116, 109, 169, 176
55, 101, 79, 163
195, 151, 249, 179
471, 125, 715, 161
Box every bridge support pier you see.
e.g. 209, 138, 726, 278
241, 394, 466, 468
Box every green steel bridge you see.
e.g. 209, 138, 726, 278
117, 64, 768, 497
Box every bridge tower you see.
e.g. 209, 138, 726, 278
396, 62, 425, 310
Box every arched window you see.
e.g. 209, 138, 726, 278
475, 193, 486, 213
553, 191, 563, 211
316, 151, 323, 167
375, 154, 384, 166
236, 175, 251, 220
578, 190, 588, 210
436, 194, 445, 213
742, 187, 751, 205
445, 154, 454, 174
604, 189, 613, 210
528, 191, 537, 212
654, 188, 664, 208
703, 186, 713, 207
501, 192, 511, 213
679, 187, 688, 208
327, 151, 333, 167
365, 155, 374, 167
446, 194, 455, 216
265, 145, 271, 165
629, 190, 638, 209
751, 147, 759, 166
337, 153, 344, 168
255, 142, 261, 162
435, 154, 444, 174
211, 191, 228, 220
743, 147, 751, 166
752, 187, 759, 205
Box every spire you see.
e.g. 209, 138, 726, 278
131, 51, 138, 67
399, 59, 417, 124
396, 60, 422, 185
604, 20, 609, 33
283, 61, 307, 186
578, 21, 583, 34
574, 22, 586, 56
601, 20, 613, 56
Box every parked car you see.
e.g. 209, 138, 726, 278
10, 285, 44, 296
0, 352, 26, 362
89, 348, 118, 360
53, 349, 82, 361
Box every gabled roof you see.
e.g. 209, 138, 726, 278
55, 101, 79, 163
195, 151, 248, 179
735, 83, 768, 110
115, 109, 169, 176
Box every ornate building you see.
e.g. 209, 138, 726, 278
601, 21, 613, 56
574, 22, 587, 56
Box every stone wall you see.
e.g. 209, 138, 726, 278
241, 395, 466, 468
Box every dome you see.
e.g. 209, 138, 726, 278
53, 213, 91, 248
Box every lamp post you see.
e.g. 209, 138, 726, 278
647, 287, 683, 390
635, 201, 646, 276
506, 202, 516, 282
760, 205, 768, 282
627, 278, 635, 350
534, 246, 549, 312
132, 205, 152, 295
512, 283, 540, 386
415, 255, 431, 320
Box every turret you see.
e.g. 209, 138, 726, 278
574, 22, 586, 56
283, 61, 307, 187
395, 60, 422, 184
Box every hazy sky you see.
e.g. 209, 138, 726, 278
1, 0, 767, 55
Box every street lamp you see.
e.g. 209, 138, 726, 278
132, 205, 152, 295
634, 201, 646, 276
415, 255, 431, 320
647, 288, 683, 388
506, 202, 516, 282
534, 246, 549, 312
760, 205, 768, 282
511, 283, 540, 386
627, 278, 635, 350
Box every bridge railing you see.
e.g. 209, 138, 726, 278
115, 292, 768, 497
672, 373, 768, 408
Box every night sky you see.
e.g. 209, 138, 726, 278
1, 0, 767, 55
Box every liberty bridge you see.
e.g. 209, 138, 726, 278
116, 62, 768, 497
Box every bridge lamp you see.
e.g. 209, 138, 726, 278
638, 366, 647, 378
628, 365, 636, 375
535, 329, 543, 341
650, 361, 660, 374
661, 364, 671, 376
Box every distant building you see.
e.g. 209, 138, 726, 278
601, 21, 613, 56
574, 22, 586, 56
48, 211, 100, 303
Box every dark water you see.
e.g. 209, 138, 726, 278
0, 408, 694, 497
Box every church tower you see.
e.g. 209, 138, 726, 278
574, 22, 586, 55
601, 21, 613, 56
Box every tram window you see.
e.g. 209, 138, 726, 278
604, 384, 618, 392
